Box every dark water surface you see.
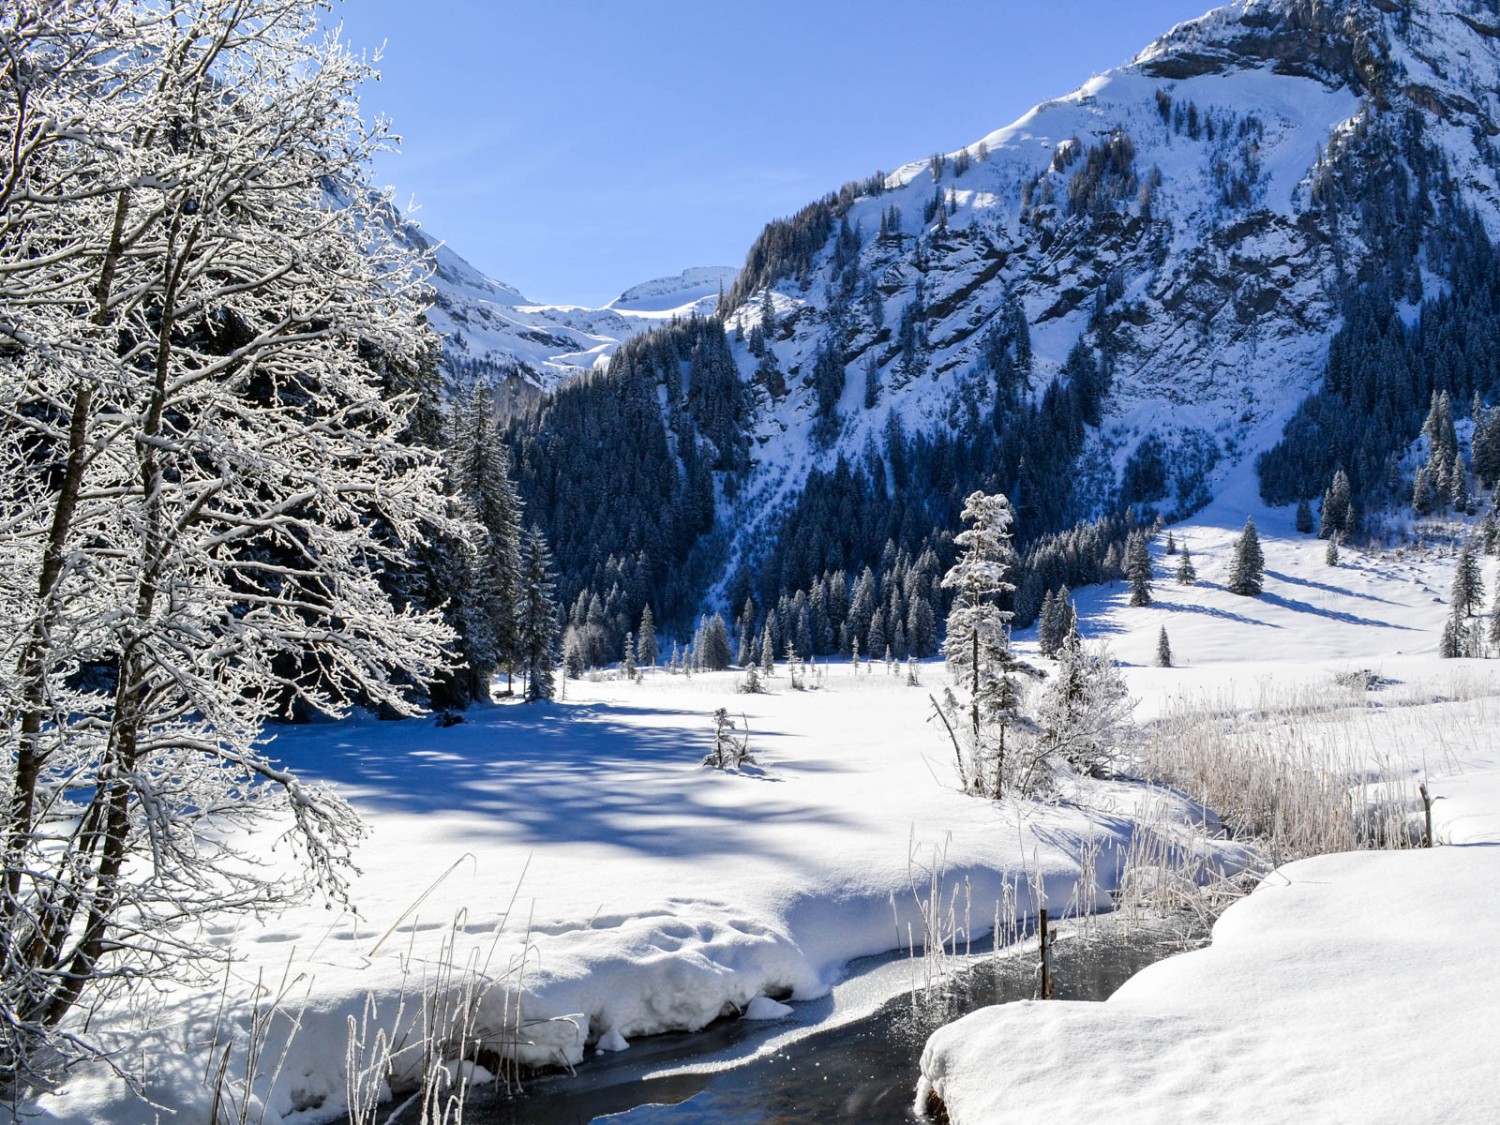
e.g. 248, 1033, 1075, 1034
464, 922, 1204, 1125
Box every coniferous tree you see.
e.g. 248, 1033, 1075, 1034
1440, 602, 1466, 659
622, 632, 637, 680
1038, 590, 1062, 658
638, 606, 659, 667
1326, 536, 1340, 567
453, 385, 526, 698
1156, 626, 1173, 668
518, 528, 561, 702
1474, 405, 1500, 489
1166, 532, 1178, 555
1454, 461, 1473, 513
563, 633, 585, 679
1175, 545, 1197, 585
1488, 584, 1500, 655
699, 613, 734, 671
1451, 542, 1485, 618
1126, 533, 1153, 607
1413, 465, 1436, 516
1320, 469, 1352, 539
942, 492, 1023, 796
1295, 498, 1314, 534
1227, 517, 1265, 596
1484, 513, 1500, 557
867, 606, 888, 664
760, 627, 776, 676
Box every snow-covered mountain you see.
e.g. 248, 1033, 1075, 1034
686, 0, 1500, 582
406, 217, 736, 397
451, 0, 1500, 625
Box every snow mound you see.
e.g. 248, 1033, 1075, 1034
741, 996, 795, 1021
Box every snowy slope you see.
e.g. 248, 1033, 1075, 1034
703, 0, 1500, 588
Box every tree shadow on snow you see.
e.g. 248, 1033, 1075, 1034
1257, 590, 1415, 630
1264, 569, 1403, 606
1152, 599, 1276, 628
263, 702, 854, 858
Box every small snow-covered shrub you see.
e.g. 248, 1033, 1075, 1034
702, 709, 754, 770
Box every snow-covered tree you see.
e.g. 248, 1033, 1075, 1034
1227, 517, 1265, 596
1035, 636, 1134, 778
1440, 603, 1468, 659
638, 606, 659, 668
518, 529, 560, 701
1488, 584, 1500, 655
451, 385, 525, 698
1037, 590, 1062, 658
0, 0, 454, 1085
1451, 542, 1485, 618
1156, 626, 1173, 668
695, 613, 733, 671
941, 492, 1036, 796
1175, 545, 1197, 585
1320, 469, 1352, 539
1126, 533, 1153, 607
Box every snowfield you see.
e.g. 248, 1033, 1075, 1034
25, 495, 1500, 1124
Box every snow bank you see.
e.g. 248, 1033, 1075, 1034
919, 842, 1500, 1124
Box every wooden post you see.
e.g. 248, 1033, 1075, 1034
1039, 907, 1054, 999
1420, 782, 1433, 848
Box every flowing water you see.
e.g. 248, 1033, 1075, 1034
463, 919, 1206, 1124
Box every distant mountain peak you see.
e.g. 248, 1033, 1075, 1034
607, 266, 739, 313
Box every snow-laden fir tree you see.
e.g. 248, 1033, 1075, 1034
0, 0, 456, 1084
1488, 583, 1500, 654
1227, 517, 1265, 596
1440, 601, 1470, 659
940, 492, 1028, 796
622, 632, 637, 681
638, 605, 659, 667
696, 613, 733, 671
1037, 590, 1062, 658
1175, 545, 1197, 585
564, 634, 586, 679
1326, 536, 1340, 567
1127, 532, 1153, 607
1166, 531, 1178, 555
1451, 541, 1485, 618
1320, 470, 1353, 539
1156, 626, 1173, 668
452, 384, 526, 699
519, 528, 560, 701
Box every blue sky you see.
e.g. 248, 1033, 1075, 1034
334, 1, 1214, 306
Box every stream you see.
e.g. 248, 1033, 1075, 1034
464, 917, 1207, 1124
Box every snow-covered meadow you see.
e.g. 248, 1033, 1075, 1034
28, 495, 1500, 1124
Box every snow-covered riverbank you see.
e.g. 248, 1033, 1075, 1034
919, 770, 1500, 1123
25, 504, 1493, 1124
